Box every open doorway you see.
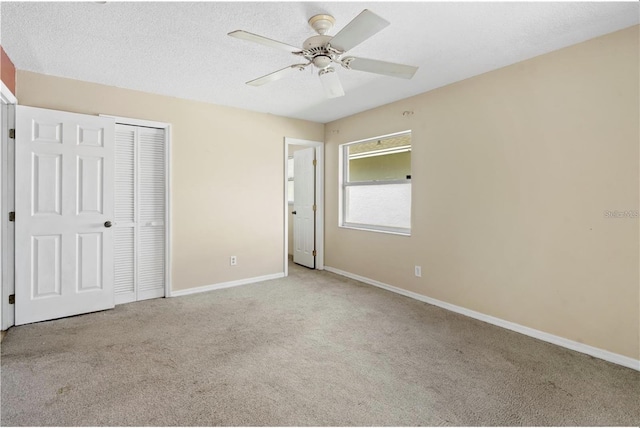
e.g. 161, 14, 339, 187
284, 138, 324, 277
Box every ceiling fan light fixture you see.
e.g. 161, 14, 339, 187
312, 55, 332, 69
319, 67, 345, 98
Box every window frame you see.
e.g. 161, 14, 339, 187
339, 130, 412, 236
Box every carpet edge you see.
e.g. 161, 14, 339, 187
324, 265, 640, 372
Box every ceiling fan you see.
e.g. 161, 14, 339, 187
228, 9, 419, 98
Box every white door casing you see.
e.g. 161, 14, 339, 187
293, 147, 315, 268
1, 82, 17, 330
283, 138, 324, 277
15, 106, 115, 325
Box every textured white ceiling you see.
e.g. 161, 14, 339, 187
1, 2, 638, 123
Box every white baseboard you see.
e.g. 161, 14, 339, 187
169, 272, 285, 298
324, 266, 639, 371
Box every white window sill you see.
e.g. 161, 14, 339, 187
339, 224, 411, 237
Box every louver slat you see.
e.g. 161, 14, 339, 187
114, 127, 135, 224
114, 227, 135, 295
139, 128, 165, 223
138, 226, 164, 292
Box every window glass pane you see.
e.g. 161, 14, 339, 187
287, 180, 294, 203
349, 152, 411, 181
287, 158, 294, 179
345, 183, 411, 229
348, 133, 411, 182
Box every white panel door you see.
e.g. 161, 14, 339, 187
15, 106, 115, 325
293, 147, 315, 268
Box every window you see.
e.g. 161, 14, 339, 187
287, 156, 294, 204
340, 131, 411, 235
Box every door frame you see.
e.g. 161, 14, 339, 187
284, 137, 324, 277
100, 115, 172, 298
1, 81, 17, 330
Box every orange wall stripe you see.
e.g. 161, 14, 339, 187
1, 46, 16, 95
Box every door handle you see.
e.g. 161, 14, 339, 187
104, 221, 113, 228
292, 211, 297, 215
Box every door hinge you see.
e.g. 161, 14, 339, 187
8, 212, 15, 222
312, 159, 317, 166
8, 129, 15, 139
8, 294, 15, 305
312, 250, 317, 257
312, 204, 317, 211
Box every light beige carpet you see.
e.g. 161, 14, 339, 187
1, 262, 638, 426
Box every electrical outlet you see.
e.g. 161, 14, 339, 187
230, 256, 237, 266
415, 266, 422, 277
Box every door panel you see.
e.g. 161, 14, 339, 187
31, 234, 62, 297
76, 232, 103, 291
77, 156, 104, 214
33, 153, 62, 215
15, 105, 115, 325
293, 147, 315, 268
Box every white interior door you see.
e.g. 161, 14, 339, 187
15, 106, 115, 325
114, 125, 136, 303
138, 127, 166, 299
114, 124, 166, 304
293, 147, 315, 268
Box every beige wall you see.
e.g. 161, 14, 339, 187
16, 70, 324, 291
324, 26, 639, 359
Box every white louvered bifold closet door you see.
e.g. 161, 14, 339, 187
114, 125, 136, 304
114, 124, 166, 305
137, 128, 165, 300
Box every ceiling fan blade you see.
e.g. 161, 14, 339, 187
328, 9, 390, 53
246, 64, 306, 86
345, 57, 418, 79
319, 68, 345, 98
228, 30, 301, 53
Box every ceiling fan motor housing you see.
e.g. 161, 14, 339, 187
303, 35, 339, 69
303, 35, 332, 52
